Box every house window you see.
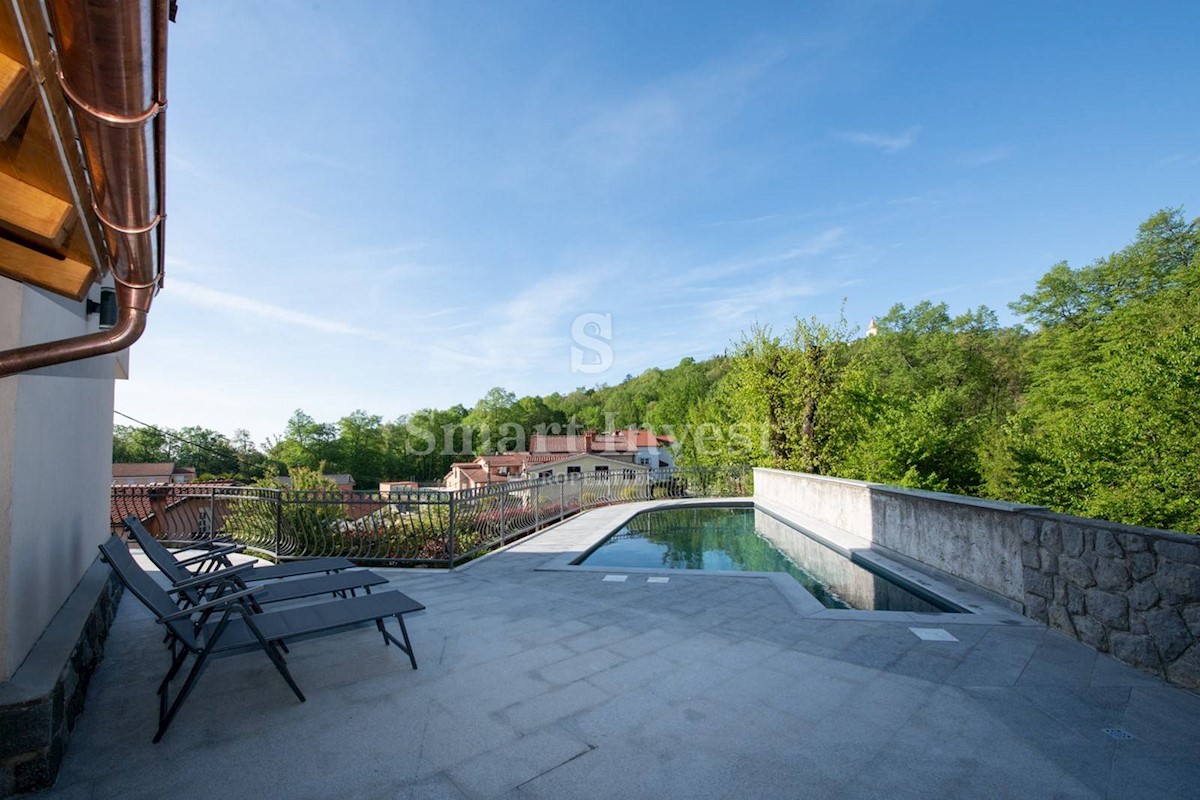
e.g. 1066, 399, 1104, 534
637, 457, 650, 465
594, 465, 609, 473
567, 466, 582, 474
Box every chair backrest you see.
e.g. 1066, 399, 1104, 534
123, 516, 192, 584
99, 535, 199, 651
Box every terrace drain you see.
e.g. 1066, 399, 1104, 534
1102, 728, 1135, 740
909, 627, 958, 642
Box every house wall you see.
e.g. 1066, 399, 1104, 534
537, 454, 642, 479
0, 279, 117, 680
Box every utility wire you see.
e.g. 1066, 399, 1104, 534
113, 410, 240, 462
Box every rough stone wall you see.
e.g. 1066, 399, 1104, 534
0, 573, 122, 797
1021, 512, 1200, 689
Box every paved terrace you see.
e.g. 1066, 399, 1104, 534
39, 502, 1200, 799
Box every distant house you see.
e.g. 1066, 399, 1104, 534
111, 462, 196, 485
594, 428, 676, 468
379, 480, 420, 493
443, 462, 508, 491
442, 428, 670, 488
527, 452, 651, 480
273, 473, 355, 492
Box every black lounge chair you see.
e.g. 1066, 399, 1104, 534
123, 515, 356, 581
99, 534, 423, 742
124, 516, 386, 609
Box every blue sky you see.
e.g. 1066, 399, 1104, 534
115, 1, 1200, 442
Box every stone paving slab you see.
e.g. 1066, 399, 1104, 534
32, 507, 1200, 799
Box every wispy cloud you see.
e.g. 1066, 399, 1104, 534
426, 270, 609, 374
833, 126, 920, 153
678, 226, 847, 285
169, 279, 388, 340
699, 277, 826, 325
562, 46, 789, 177
958, 145, 1012, 167
1159, 153, 1200, 167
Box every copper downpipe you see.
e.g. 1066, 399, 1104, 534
0, 0, 166, 377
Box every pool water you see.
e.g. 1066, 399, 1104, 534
574, 506, 957, 613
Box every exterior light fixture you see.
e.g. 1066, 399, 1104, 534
86, 287, 118, 330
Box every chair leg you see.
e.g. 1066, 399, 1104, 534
396, 615, 418, 670
155, 649, 208, 743
243, 619, 305, 703
375, 615, 418, 670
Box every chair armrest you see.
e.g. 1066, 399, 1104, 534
175, 542, 245, 568
167, 562, 254, 592
158, 586, 264, 622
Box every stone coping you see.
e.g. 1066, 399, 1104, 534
753, 467, 1044, 514
0, 556, 110, 705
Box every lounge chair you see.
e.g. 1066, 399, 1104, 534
123, 515, 357, 581
99, 534, 423, 742
124, 515, 386, 609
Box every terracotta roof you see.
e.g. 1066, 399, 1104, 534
590, 435, 637, 453
109, 482, 238, 528
478, 453, 529, 467
529, 434, 591, 454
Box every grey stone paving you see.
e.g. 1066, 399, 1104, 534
36, 504, 1200, 799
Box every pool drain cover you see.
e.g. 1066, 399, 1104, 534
1102, 728, 1134, 740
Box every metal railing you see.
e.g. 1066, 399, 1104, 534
110, 466, 753, 568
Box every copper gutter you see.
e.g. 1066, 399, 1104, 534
0, 0, 166, 377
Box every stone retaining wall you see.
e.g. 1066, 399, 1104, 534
0, 560, 122, 797
1022, 511, 1200, 689
754, 468, 1200, 690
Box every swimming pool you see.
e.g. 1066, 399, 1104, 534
573, 505, 959, 612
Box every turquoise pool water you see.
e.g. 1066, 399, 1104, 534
574, 505, 956, 612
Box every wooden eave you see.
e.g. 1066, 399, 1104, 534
0, 1, 106, 301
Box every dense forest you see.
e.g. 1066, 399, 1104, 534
115, 209, 1200, 532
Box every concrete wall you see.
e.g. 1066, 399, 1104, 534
754, 468, 1200, 689
0, 278, 118, 680
754, 468, 1033, 604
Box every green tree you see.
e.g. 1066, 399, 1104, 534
337, 410, 385, 488
992, 208, 1200, 530
112, 424, 170, 463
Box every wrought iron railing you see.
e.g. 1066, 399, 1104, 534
110, 466, 753, 568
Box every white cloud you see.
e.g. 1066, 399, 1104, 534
169, 279, 387, 340
833, 126, 920, 153
677, 226, 847, 286
958, 145, 1012, 167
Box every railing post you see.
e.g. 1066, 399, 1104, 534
534, 480, 541, 530
498, 488, 507, 545
447, 492, 456, 569
273, 490, 282, 561
208, 487, 216, 539
559, 476, 565, 520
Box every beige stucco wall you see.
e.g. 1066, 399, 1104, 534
0, 279, 118, 680
535, 454, 643, 478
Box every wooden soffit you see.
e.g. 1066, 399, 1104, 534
0, 1, 106, 301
